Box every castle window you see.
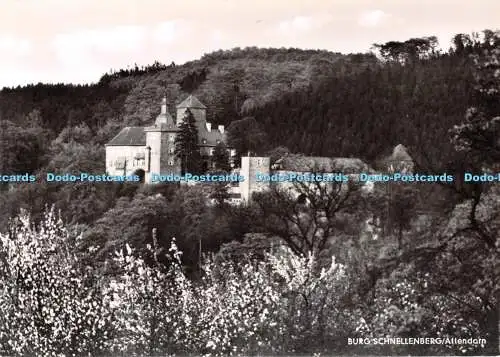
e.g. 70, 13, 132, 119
133, 152, 145, 167
169, 148, 175, 154
210, 149, 215, 155
168, 160, 175, 166
134, 158, 145, 167
115, 158, 126, 169
169, 134, 175, 142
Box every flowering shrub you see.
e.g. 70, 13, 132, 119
104, 239, 193, 355
0, 209, 352, 356
184, 259, 281, 355
0, 208, 113, 356
267, 247, 352, 352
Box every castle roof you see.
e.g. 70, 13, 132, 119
106, 127, 146, 146
106, 96, 226, 148
177, 94, 207, 109
197, 123, 226, 147
276, 154, 371, 173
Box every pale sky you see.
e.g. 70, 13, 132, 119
0, 0, 498, 88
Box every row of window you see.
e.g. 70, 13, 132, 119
170, 147, 216, 155
201, 139, 222, 145
168, 135, 222, 146
109, 146, 226, 169
157, 147, 217, 155
111, 158, 176, 168
110, 158, 145, 169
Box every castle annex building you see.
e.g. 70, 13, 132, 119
227, 145, 413, 204
232, 155, 374, 203
106, 95, 231, 183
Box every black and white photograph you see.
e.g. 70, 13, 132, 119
0, 0, 498, 356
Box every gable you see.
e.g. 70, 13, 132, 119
177, 95, 207, 109
197, 124, 226, 146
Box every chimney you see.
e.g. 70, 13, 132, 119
161, 97, 167, 114
206, 123, 212, 131
218, 125, 224, 134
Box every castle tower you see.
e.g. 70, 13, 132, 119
240, 156, 271, 202
176, 95, 207, 125
144, 97, 180, 183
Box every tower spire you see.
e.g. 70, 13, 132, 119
161, 96, 167, 114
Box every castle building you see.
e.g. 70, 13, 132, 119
105, 95, 233, 183
105, 94, 408, 206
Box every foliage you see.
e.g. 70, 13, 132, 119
0, 209, 354, 356
0, 208, 114, 356
366, 31, 500, 355
207, 144, 232, 207
382, 183, 419, 250
451, 30, 500, 166
226, 116, 269, 159
0, 33, 499, 356
372, 36, 440, 63
84, 193, 170, 261
211, 142, 232, 172
175, 108, 202, 174
252, 176, 370, 257
106, 239, 354, 355
105, 239, 192, 355
359, 268, 487, 355
208, 179, 230, 208
0, 118, 48, 174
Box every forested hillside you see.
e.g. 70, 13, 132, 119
0, 34, 488, 222
0, 36, 486, 169
0, 32, 495, 253
0, 31, 498, 355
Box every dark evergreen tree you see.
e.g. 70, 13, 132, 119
212, 142, 231, 172
209, 181, 230, 209
206, 143, 231, 208
174, 109, 202, 174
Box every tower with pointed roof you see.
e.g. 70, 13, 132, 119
176, 94, 229, 169
176, 94, 207, 125
144, 97, 180, 182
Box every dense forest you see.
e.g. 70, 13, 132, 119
0, 30, 498, 355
